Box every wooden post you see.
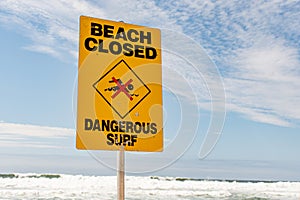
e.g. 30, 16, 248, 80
117, 146, 125, 200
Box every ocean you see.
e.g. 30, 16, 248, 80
0, 173, 299, 200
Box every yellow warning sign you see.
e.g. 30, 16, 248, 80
76, 16, 163, 152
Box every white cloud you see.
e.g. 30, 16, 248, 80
23, 45, 61, 58
0, 0, 106, 59
232, 42, 299, 82
0, 122, 73, 138
0, 140, 62, 149
224, 35, 300, 126
0, 122, 74, 148
158, 0, 300, 126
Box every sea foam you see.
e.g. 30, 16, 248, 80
0, 173, 299, 200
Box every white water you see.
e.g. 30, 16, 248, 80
0, 173, 300, 200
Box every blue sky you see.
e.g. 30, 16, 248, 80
0, 0, 300, 181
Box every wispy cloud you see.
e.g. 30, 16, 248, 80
158, 0, 300, 126
0, 0, 106, 60
225, 40, 300, 126
0, 0, 299, 126
0, 122, 73, 138
0, 122, 73, 148
0, 0, 178, 60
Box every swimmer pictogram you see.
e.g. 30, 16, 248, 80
104, 77, 139, 101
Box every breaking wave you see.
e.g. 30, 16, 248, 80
0, 173, 299, 200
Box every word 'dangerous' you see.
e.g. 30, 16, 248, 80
84, 118, 158, 146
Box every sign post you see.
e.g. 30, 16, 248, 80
76, 16, 163, 199
117, 147, 125, 200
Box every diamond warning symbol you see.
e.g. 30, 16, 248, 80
93, 59, 151, 119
